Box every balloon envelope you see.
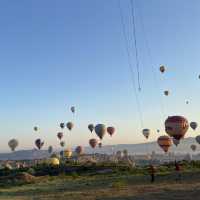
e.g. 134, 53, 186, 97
66, 122, 74, 131
48, 146, 53, 154
196, 135, 200, 144
60, 123, 65, 129
75, 146, 84, 155
142, 129, 150, 139
107, 127, 115, 136
89, 138, 98, 148
95, 124, 106, 140
123, 149, 128, 156
34, 126, 38, 131
64, 148, 72, 158
49, 157, 60, 166
71, 106, 75, 113
60, 141, 65, 147
57, 132, 64, 140
165, 116, 189, 140
88, 124, 94, 133
35, 139, 44, 150
98, 142, 102, 148
191, 144, 197, 152
160, 65, 165, 73
164, 90, 169, 96
190, 122, 198, 130
173, 138, 180, 147
157, 135, 172, 153
8, 139, 18, 151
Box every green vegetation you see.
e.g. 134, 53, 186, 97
0, 161, 200, 199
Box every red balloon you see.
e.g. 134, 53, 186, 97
57, 132, 63, 140
107, 127, 115, 137
89, 139, 98, 149
165, 116, 189, 140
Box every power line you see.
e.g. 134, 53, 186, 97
129, 0, 141, 92
136, 2, 166, 119
118, 0, 143, 129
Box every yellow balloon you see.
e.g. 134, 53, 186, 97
49, 158, 60, 166
64, 149, 72, 158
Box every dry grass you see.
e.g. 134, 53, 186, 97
0, 172, 200, 200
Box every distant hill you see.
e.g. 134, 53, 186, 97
0, 149, 49, 161
84, 137, 199, 155
0, 137, 198, 160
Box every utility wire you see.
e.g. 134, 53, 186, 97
130, 0, 141, 91
118, 0, 144, 129
136, 2, 166, 119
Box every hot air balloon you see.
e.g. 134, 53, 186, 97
34, 126, 38, 132
191, 144, 197, 152
165, 116, 189, 140
98, 142, 102, 148
196, 135, 200, 144
66, 122, 74, 131
190, 122, 198, 130
88, 124, 94, 133
50, 153, 60, 159
157, 135, 172, 153
173, 138, 180, 147
164, 90, 169, 96
75, 146, 84, 155
123, 149, 128, 157
160, 65, 165, 73
8, 139, 18, 151
116, 151, 123, 158
71, 106, 75, 113
49, 157, 60, 166
107, 127, 115, 137
4, 163, 12, 170
35, 139, 44, 150
199, 74, 200, 79
186, 101, 189, 105
60, 150, 64, 157
95, 124, 106, 140
60, 123, 65, 129
48, 146, 53, 154
57, 132, 63, 140
60, 141, 65, 147
142, 129, 150, 139
89, 139, 98, 148
64, 148, 72, 158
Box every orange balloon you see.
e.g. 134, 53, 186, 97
157, 135, 172, 153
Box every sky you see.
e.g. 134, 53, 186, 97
0, 0, 200, 152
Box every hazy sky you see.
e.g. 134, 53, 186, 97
0, 0, 200, 152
